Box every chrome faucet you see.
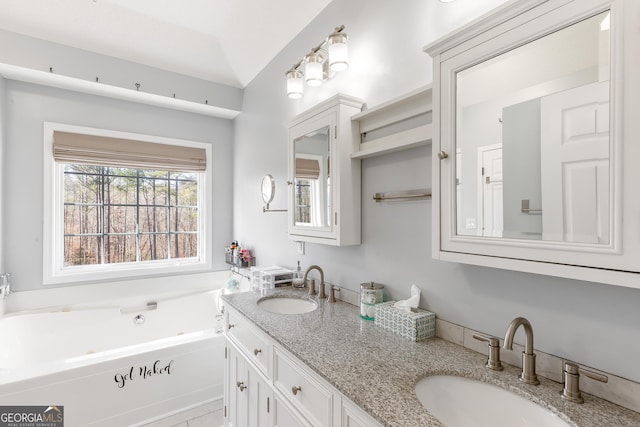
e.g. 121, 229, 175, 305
0, 273, 12, 300
303, 265, 325, 298
503, 317, 539, 385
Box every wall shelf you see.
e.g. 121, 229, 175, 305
0, 63, 241, 119
351, 85, 433, 159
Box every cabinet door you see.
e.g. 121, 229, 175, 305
226, 345, 249, 427
248, 362, 273, 427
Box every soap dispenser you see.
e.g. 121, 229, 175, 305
292, 261, 305, 288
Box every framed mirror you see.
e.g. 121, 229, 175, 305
293, 126, 331, 229
453, 10, 611, 245
261, 174, 275, 210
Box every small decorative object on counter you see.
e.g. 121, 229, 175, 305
374, 301, 435, 341
360, 281, 384, 320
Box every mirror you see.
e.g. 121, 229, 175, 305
455, 11, 611, 244
261, 174, 275, 209
293, 125, 331, 228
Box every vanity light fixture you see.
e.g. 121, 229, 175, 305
285, 25, 349, 99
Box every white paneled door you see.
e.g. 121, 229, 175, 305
541, 81, 610, 244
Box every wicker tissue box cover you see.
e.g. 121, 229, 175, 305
374, 301, 436, 342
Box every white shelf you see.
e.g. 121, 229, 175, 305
352, 124, 432, 159
351, 85, 433, 159
0, 63, 241, 119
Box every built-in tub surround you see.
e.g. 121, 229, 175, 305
223, 288, 640, 426
0, 289, 226, 427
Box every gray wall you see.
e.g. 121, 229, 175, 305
0, 29, 243, 112
233, 0, 640, 383
3, 80, 234, 291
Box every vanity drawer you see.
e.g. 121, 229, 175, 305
226, 308, 271, 376
273, 347, 334, 427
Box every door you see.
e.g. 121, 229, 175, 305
478, 144, 503, 237
540, 81, 610, 243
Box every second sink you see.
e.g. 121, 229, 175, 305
415, 375, 570, 427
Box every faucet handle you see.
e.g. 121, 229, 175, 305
561, 361, 608, 403
327, 285, 340, 303
473, 333, 503, 371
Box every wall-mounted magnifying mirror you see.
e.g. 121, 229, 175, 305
261, 175, 287, 213
261, 174, 276, 210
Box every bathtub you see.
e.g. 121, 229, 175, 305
0, 289, 226, 426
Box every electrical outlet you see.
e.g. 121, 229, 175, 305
296, 241, 305, 255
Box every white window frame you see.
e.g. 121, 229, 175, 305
43, 122, 213, 285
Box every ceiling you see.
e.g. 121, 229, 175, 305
0, 0, 334, 88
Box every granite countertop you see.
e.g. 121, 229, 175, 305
222, 288, 640, 427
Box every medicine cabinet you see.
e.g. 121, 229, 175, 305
425, 0, 640, 288
287, 94, 363, 246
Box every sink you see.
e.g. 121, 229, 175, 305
415, 375, 570, 427
257, 297, 318, 314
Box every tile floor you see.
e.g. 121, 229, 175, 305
139, 399, 223, 427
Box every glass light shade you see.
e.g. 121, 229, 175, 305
305, 52, 324, 87
286, 69, 304, 99
328, 32, 349, 72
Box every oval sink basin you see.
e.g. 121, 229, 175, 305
415, 375, 569, 427
257, 297, 317, 314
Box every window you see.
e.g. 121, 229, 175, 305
43, 123, 212, 285
63, 166, 198, 265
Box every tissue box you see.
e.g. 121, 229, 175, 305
374, 301, 436, 342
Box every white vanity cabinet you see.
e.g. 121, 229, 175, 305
287, 94, 364, 246
425, 0, 640, 288
223, 306, 383, 427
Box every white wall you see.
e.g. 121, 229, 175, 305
3, 80, 234, 292
233, 0, 640, 384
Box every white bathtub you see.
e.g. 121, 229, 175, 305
0, 289, 226, 426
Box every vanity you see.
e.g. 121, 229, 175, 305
221, 288, 640, 426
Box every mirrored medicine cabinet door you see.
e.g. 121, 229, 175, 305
453, 10, 612, 246
426, 0, 640, 282
293, 124, 332, 230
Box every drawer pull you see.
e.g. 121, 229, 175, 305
228, 323, 235, 330
236, 381, 247, 392
291, 385, 302, 396
253, 348, 262, 356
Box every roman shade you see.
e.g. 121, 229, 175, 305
295, 158, 320, 179
53, 131, 207, 172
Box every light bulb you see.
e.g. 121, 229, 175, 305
304, 52, 324, 87
286, 69, 304, 99
328, 31, 349, 72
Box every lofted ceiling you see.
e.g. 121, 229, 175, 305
0, 0, 334, 88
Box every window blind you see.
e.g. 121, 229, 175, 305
53, 131, 207, 172
295, 158, 320, 179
